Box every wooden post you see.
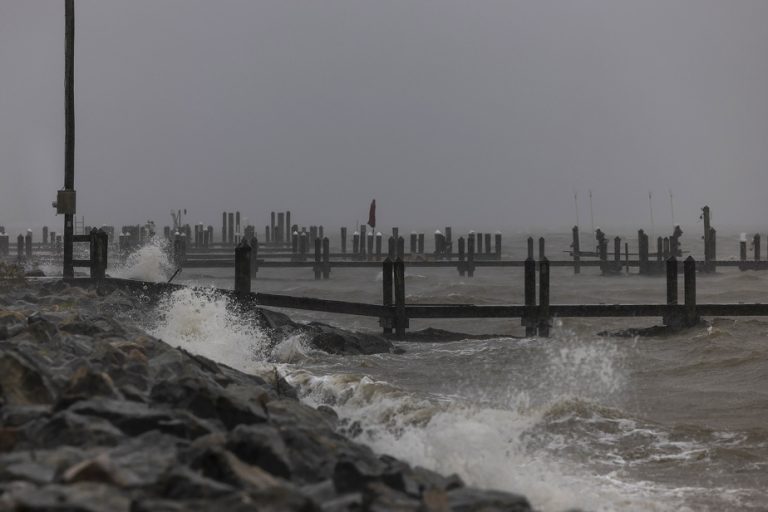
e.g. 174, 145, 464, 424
709, 228, 717, 272
341, 227, 347, 254
527, 237, 534, 260
484, 233, 491, 255
322, 237, 330, 279
299, 232, 307, 261
418, 233, 425, 254
397, 236, 405, 260
445, 227, 452, 255
524, 257, 536, 337
353, 231, 360, 255
292, 230, 299, 256
375, 232, 382, 259
458, 237, 466, 276
664, 256, 678, 327
223, 212, 228, 244
740, 238, 747, 261
477, 232, 483, 254
434, 230, 443, 258
42, 226, 49, 247
62, 0, 75, 279
754, 234, 761, 261
16, 235, 23, 262
367, 231, 374, 259
638, 230, 648, 275
494, 232, 502, 260
702, 205, 711, 269
270, 211, 276, 243
0, 233, 8, 256
207, 226, 213, 248
265, 226, 270, 243
360, 225, 367, 257
538, 237, 545, 260
614, 237, 621, 265
388, 236, 396, 259
394, 258, 407, 339
25, 231, 33, 260
571, 226, 581, 274
228, 212, 235, 245
656, 237, 663, 268
538, 257, 550, 337
684, 256, 698, 326
277, 212, 285, 242
235, 211, 241, 243
286, 211, 291, 242
250, 236, 259, 276
314, 237, 322, 280
663, 237, 670, 260
467, 234, 475, 277
381, 258, 393, 335
392, 227, 399, 241
234, 239, 251, 294
625, 242, 629, 274
410, 232, 417, 255
90, 229, 108, 280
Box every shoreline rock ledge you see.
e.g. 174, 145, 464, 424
0, 280, 533, 512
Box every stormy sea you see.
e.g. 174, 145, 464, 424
90, 230, 768, 511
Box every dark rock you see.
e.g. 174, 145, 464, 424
24, 411, 125, 449
58, 366, 123, 408
0, 481, 131, 512
444, 487, 532, 512
156, 466, 237, 500
363, 481, 421, 512
0, 447, 88, 485
0, 349, 55, 406
226, 423, 292, 478
306, 323, 393, 355
0, 311, 26, 340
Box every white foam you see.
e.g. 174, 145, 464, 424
110, 237, 173, 282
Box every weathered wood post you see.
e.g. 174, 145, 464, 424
527, 236, 534, 260
656, 237, 663, 272
684, 256, 698, 326
572, 226, 581, 274
16, 235, 23, 262
313, 238, 322, 280
445, 227, 452, 256
277, 213, 285, 243
392, 227, 399, 241
375, 232, 382, 259
360, 225, 367, 257
494, 232, 502, 260
484, 233, 491, 256
341, 227, 347, 254
663, 237, 670, 260
207, 226, 213, 248
90, 229, 108, 280
310, 226, 317, 246
50, 231, 56, 246
458, 237, 466, 276
228, 212, 235, 245
286, 211, 291, 242
387, 236, 396, 259
292, 230, 299, 257
467, 234, 475, 277
410, 232, 417, 255
322, 237, 330, 279
638, 230, 649, 275
42, 226, 49, 247
709, 228, 717, 272
625, 242, 630, 274
25, 230, 33, 260
299, 232, 307, 261
740, 235, 747, 261
664, 256, 678, 327
754, 234, 761, 261
702, 205, 711, 271
367, 231, 374, 259
234, 239, 251, 294
524, 256, 537, 337
477, 232, 483, 254
0, 232, 9, 256
397, 236, 405, 260
222, 212, 228, 244
60, 0, 76, 278
538, 237, 545, 260
393, 258, 407, 339
538, 256, 551, 337
381, 258, 393, 335
353, 231, 360, 255
250, 236, 259, 277
418, 233, 425, 254
235, 212, 241, 244
434, 230, 444, 258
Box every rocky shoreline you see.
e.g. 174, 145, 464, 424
0, 279, 533, 511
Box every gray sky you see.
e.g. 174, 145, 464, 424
1, 0, 767, 234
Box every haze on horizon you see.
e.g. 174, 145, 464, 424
1, 0, 767, 235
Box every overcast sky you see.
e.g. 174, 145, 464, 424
1, 0, 767, 235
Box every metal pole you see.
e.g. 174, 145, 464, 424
63, 0, 75, 278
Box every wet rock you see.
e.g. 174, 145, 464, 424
0, 349, 55, 406
0, 447, 88, 485
444, 487, 532, 512
305, 323, 393, 355
0, 481, 131, 512
0, 311, 26, 340
157, 466, 238, 499
363, 481, 422, 512
58, 366, 122, 407
226, 424, 292, 478
24, 410, 125, 449
61, 453, 131, 486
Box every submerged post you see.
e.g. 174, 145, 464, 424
322, 237, 330, 279
393, 258, 407, 339
381, 258, 393, 335
458, 237, 466, 276
467, 234, 475, 277
664, 256, 678, 327
754, 234, 761, 261
524, 256, 536, 337
684, 256, 698, 327
572, 226, 581, 274
538, 257, 550, 337
234, 239, 251, 294
495, 232, 502, 260
314, 237, 322, 280
341, 227, 347, 254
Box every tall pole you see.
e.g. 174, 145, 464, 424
63, 0, 75, 278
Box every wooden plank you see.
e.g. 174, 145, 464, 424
254, 293, 391, 317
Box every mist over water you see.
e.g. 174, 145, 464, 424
129, 231, 768, 511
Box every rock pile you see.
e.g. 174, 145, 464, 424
0, 280, 532, 511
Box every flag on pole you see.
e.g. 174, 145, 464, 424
367, 199, 376, 228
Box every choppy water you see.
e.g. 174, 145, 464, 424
111, 230, 768, 511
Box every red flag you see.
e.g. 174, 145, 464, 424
367, 199, 376, 228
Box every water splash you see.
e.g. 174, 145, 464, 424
110, 237, 173, 282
